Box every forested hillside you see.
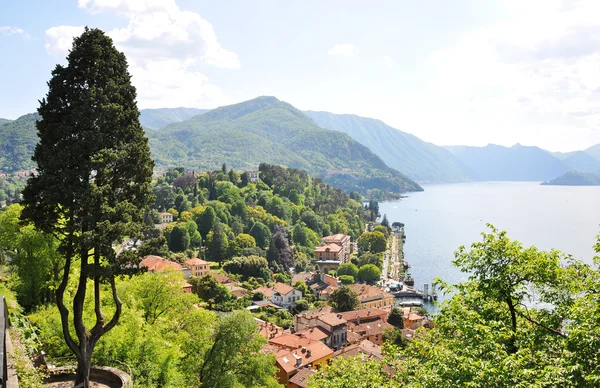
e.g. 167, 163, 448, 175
149, 97, 422, 197
542, 170, 600, 186
0, 113, 38, 172
305, 111, 472, 183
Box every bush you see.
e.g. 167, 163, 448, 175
357, 264, 381, 283
339, 275, 355, 285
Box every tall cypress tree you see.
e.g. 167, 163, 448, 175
20, 28, 154, 386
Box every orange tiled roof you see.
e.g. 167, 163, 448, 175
288, 368, 316, 388
322, 234, 349, 243
185, 258, 209, 266
317, 313, 347, 327
276, 342, 334, 373
349, 319, 393, 337
141, 256, 182, 272
269, 334, 317, 350
273, 282, 295, 296
314, 243, 343, 253
333, 339, 382, 360
340, 308, 388, 322
349, 284, 394, 302
253, 286, 274, 299
294, 327, 329, 342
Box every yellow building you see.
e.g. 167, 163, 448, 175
349, 284, 395, 309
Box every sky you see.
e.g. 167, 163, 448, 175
1, 0, 600, 152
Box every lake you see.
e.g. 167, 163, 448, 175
379, 182, 600, 300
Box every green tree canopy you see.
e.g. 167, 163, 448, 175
329, 285, 360, 312
357, 231, 387, 254
337, 262, 359, 278
357, 264, 381, 283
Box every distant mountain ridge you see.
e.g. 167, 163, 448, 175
445, 143, 572, 181
139, 107, 207, 129
0, 118, 11, 125
148, 96, 422, 196
304, 111, 473, 183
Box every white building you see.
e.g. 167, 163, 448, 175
272, 282, 303, 308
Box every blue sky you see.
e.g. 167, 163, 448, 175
2, 0, 600, 152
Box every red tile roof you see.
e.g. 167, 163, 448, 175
294, 327, 329, 342
269, 334, 317, 350
288, 368, 316, 388
314, 243, 343, 253
273, 282, 295, 296
141, 256, 183, 272
185, 258, 209, 266
276, 342, 334, 373
339, 308, 388, 323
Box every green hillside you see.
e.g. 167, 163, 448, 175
139, 107, 207, 129
0, 113, 38, 172
0, 118, 11, 125
305, 111, 472, 183
150, 97, 422, 196
542, 170, 600, 186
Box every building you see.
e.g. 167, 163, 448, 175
314, 243, 344, 262
333, 339, 383, 361
245, 170, 260, 183
225, 284, 247, 298
349, 284, 395, 309
294, 308, 348, 350
340, 308, 388, 326
347, 319, 394, 345
140, 255, 182, 273
295, 272, 339, 301
272, 283, 303, 308
275, 342, 333, 387
184, 258, 210, 277
182, 282, 193, 293
255, 319, 286, 340
321, 234, 351, 261
288, 368, 315, 388
402, 307, 426, 329
158, 212, 173, 223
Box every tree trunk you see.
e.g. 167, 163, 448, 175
75, 348, 92, 388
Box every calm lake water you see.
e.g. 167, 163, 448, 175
380, 182, 600, 299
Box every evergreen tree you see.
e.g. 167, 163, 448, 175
20, 28, 154, 387
381, 213, 390, 228
207, 220, 229, 265
266, 225, 294, 272
249, 221, 271, 249
198, 206, 216, 239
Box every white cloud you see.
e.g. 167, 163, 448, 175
328, 43, 359, 57
380, 55, 396, 67
423, 0, 600, 150
0, 26, 31, 39
45, 0, 238, 108
44, 26, 85, 57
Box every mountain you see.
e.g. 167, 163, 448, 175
0, 118, 11, 125
304, 111, 472, 183
561, 151, 600, 173
542, 170, 600, 186
149, 96, 422, 195
139, 107, 207, 129
445, 143, 571, 181
584, 144, 600, 161
0, 113, 38, 172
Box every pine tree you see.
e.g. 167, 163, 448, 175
266, 225, 294, 272
20, 28, 153, 387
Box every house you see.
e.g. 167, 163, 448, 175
272, 283, 302, 308
340, 308, 388, 326
313, 259, 341, 274
269, 334, 317, 351
255, 318, 286, 340
182, 282, 193, 294
158, 212, 173, 223
349, 284, 395, 309
321, 234, 351, 261
275, 341, 333, 387
184, 258, 210, 277
225, 284, 247, 298
402, 307, 425, 330
298, 272, 339, 301
333, 339, 383, 361
245, 170, 260, 183
294, 308, 348, 350
314, 243, 344, 262
288, 368, 315, 388
347, 318, 394, 345
140, 255, 183, 273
